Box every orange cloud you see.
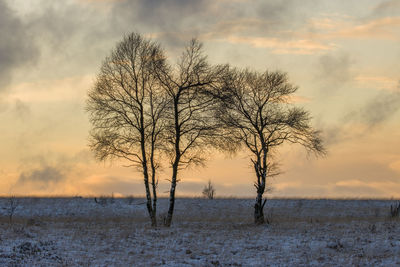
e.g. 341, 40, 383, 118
334, 17, 400, 40
308, 16, 350, 30
355, 75, 399, 91
8, 75, 93, 103
226, 36, 336, 55
305, 16, 400, 41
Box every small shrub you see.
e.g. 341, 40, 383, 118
202, 180, 216, 199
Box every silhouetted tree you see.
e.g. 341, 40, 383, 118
202, 180, 216, 199
154, 39, 227, 226
87, 33, 167, 226
217, 69, 325, 224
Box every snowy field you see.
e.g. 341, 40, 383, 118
0, 197, 399, 266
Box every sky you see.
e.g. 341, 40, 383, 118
0, 0, 399, 198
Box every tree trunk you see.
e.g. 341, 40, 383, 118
254, 171, 267, 225
151, 169, 157, 227
254, 192, 265, 224
139, 105, 156, 227
150, 211, 156, 227
165, 95, 180, 227
141, 147, 155, 226
165, 163, 178, 227
143, 177, 156, 226
141, 149, 156, 226
151, 195, 157, 227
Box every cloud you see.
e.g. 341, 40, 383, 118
14, 99, 30, 120
14, 149, 94, 190
255, 0, 319, 30
111, 0, 210, 27
316, 52, 354, 93
308, 16, 347, 30
273, 174, 400, 198
0, 98, 9, 112
0, 0, 39, 91
355, 75, 399, 91
1, 0, 395, 89
368, 0, 400, 19
17, 166, 65, 190
321, 84, 400, 145
333, 180, 384, 197
109, 0, 213, 49
226, 36, 335, 55
274, 181, 398, 198
294, 11, 400, 44
334, 17, 400, 40
108, 0, 321, 51
0, 0, 325, 82
346, 89, 400, 127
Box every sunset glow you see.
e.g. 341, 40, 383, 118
1, 0, 399, 198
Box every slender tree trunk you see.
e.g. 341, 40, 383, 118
149, 91, 159, 227
165, 162, 178, 227
141, 148, 155, 226
254, 172, 267, 225
165, 96, 180, 227
254, 146, 268, 224
254, 190, 265, 224
139, 102, 157, 227
142, 166, 156, 226
140, 124, 155, 226
151, 162, 157, 227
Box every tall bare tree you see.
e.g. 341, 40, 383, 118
86, 33, 167, 226
155, 39, 227, 226
217, 69, 325, 224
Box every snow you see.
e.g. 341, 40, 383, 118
0, 197, 399, 266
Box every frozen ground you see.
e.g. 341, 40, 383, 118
0, 197, 399, 266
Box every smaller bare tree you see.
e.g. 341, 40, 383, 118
202, 180, 216, 199
217, 68, 325, 224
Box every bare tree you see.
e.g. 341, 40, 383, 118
202, 180, 216, 199
87, 33, 167, 226
155, 39, 227, 226
217, 69, 325, 224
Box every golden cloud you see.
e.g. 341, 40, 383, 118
226, 36, 336, 54
355, 75, 399, 91
335, 17, 400, 40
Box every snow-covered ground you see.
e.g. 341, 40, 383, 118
0, 197, 399, 266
